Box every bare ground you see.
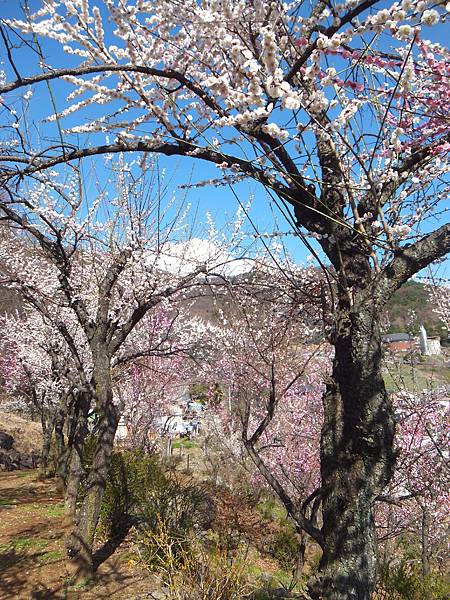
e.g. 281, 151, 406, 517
0, 471, 158, 600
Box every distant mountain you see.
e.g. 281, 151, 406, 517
189, 277, 447, 339
0, 251, 445, 341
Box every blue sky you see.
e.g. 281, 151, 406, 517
1, 0, 449, 276
1, 0, 315, 265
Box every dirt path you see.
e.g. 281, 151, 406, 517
0, 471, 156, 600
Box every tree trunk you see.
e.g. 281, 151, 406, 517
165, 436, 173, 457
311, 305, 396, 600
293, 529, 306, 581
66, 359, 119, 581
65, 442, 84, 519
38, 411, 56, 478
421, 504, 430, 578
55, 399, 69, 492
64, 391, 90, 518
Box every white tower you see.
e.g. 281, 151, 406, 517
419, 325, 428, 355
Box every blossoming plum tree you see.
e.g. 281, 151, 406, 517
114, 323, 192, 450
377, 387, 449, 577
0, 309, 76, 479
1, 1, 450, 597
193, 260, 327, 568
0, 163, 207, 578
428, 281, 450, 331
202, 265, 450, 579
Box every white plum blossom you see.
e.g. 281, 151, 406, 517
262, 122, 289, 141
397, 24, 413, 38
421, 9, 440, 25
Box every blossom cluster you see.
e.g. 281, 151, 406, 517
3, 0, 449, 255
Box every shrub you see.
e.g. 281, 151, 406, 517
97, 449, 166, 539
144, 527, 254, 600
209, 487, 267, 554
90, 446, 212, 563
136, 517, 189, 574
377, 560, 450, 600
269, 528, 300, 572
170, 545, 253, 600
135, 472, 212, 568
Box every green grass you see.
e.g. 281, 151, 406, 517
0, 537, 48, 553
24, 502, 65, 517
257, 498, 288, 521
10, 537, 35, 551
430, 365, 450, 384
38, 550, 63, 564
45, 503, 65, 518
0, 499, 14, 506
172, 438, 198, 450
382, 360, 450, 392
383, 368, 430, 393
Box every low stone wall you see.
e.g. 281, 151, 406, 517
0, 430, 39, 471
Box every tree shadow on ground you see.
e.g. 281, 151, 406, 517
1, 545, 151, 600
0, 476, 62, 506
92, 524, 133, 570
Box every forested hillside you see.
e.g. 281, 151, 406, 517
386, 280, 447, 337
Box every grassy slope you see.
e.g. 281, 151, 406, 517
0, 412, 42, 454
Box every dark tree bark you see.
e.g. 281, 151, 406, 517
310, 302, 396, 600
309, 222, 450, 600
38, 409, 56, 479
66, 354, 119, 579
294, 530, 306, 581
55, 408, 68, 493
421, 504, 431, 578
53, 391, 75, 492
64, 390, 91, 517
65, 445, 84, 520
